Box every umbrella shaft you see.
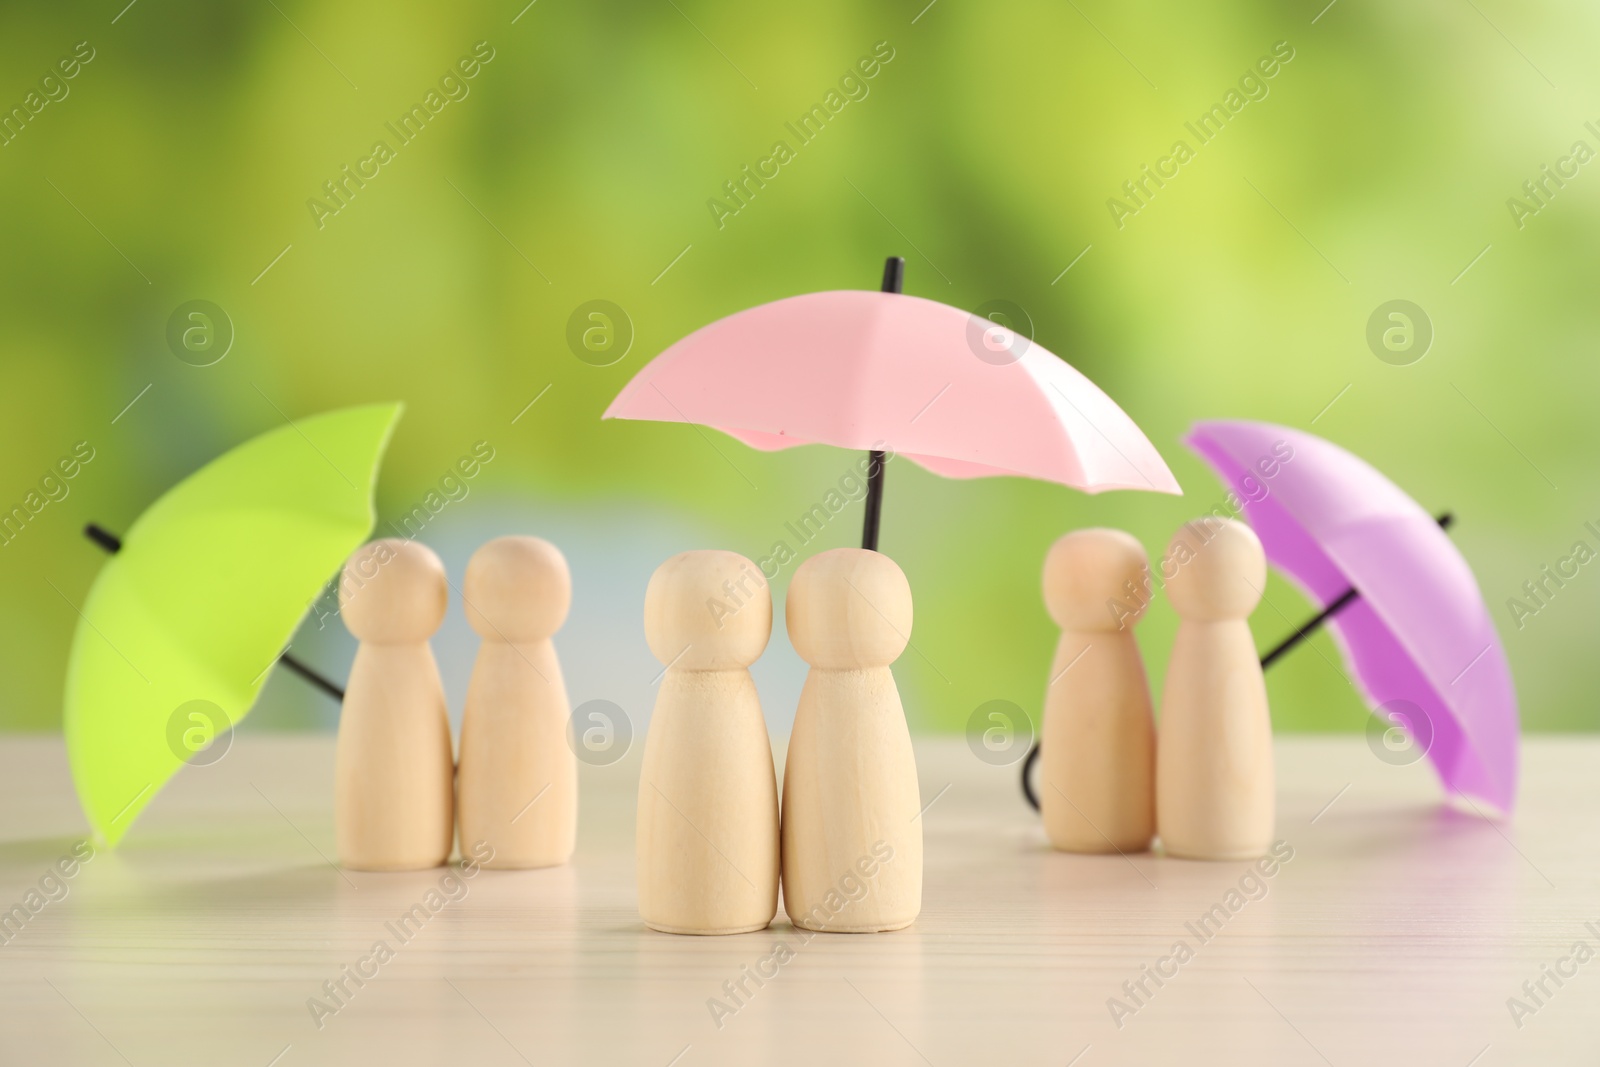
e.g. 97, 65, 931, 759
279, 653, 346, 701
861, 255, 904, 553
1258, 511, 1454, 668
1258, 587, 1360, 668
861, 449, 888, 551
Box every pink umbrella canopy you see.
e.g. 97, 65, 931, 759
1186, 420, 1519, 812
605, 260, 1180, 548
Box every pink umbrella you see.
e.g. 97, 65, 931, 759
1186, 420, 1519, 812
604, 258, 1181, 550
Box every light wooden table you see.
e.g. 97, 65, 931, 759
0, 734, 1593, 1065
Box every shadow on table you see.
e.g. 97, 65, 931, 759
0, 836, 93, 873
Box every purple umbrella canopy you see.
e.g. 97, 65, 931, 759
1186, 420, 1519, 812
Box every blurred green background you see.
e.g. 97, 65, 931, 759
2, 0, 1594, 737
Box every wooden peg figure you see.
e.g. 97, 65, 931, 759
782, 548, 921, 933
457, 536, 576, 869
1156, 519, 1275, 860
1040, 529, 1156, 854
335, 539, 456, 871
636, 551, 779, 935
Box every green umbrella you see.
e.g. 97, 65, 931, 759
64, 402, 402, 846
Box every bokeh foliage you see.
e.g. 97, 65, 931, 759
2, 0, 1595, 732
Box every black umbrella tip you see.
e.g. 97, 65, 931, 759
880, 256, 904, 294
1437, 511, 1455, 530
84, 523, 122, 553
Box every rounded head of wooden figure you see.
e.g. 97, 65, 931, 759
339, 538, 448, 643
1043, 528, 1151, 632
463, 535, 571, 643
1164, 519, 1267, 622
786, 547, 912, 669
644, 550, 770, 670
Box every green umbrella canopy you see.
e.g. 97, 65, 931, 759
64, 402, 402, 846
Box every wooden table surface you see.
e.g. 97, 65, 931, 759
0, 734, 1593, 1066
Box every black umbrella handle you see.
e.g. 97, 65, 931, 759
1020, 510, 1457, 812
81, 523, 346, 702
1020, 739, 1042, 811
859, 256, 903, 553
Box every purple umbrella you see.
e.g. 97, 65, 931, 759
1185, 420, 1519, 812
